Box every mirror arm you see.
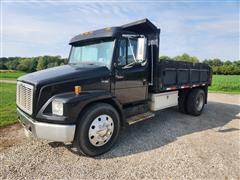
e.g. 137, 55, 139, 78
149, 41, 154, 86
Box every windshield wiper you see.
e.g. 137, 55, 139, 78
85, 62, 96, 65
69, 61, 105, 66
69, 61, 95, 65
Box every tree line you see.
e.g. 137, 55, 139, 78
0, 53, 239, 75
0, 56, 66, 73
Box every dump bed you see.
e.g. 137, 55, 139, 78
152, 60, 212, 92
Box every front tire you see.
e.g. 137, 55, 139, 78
186, 88, 205, 116
74, 103, 120, 156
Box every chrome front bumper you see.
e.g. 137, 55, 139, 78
17, 108, 76, 142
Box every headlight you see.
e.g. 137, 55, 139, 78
52, 100, 63, 116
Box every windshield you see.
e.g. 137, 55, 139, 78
69, 39, 115, 68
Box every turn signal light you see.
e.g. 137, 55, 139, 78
81, 31, 92, 35
74, 86, 81, 95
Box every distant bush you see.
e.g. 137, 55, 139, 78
159, 53, 199, 63
203, 59, 240, 75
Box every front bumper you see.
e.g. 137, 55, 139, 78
17, 108, 76, 142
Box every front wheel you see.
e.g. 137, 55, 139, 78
74, 103, 120, 156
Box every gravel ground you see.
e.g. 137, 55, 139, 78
0, 93, 239, 179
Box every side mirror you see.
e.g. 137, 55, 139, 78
136, 38, 146, 61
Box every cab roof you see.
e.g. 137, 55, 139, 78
69, 18, 159, 45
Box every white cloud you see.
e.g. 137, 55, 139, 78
1, 1, 239, 60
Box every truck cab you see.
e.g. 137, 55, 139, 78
17, 19, 211, 156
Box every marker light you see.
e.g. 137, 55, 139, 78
75, 86, 81, 95
81, 31, 92, 35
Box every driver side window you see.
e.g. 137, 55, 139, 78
118, 38, 138, 66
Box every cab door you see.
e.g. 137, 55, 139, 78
114, 38, 148, 105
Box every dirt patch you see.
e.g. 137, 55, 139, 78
0, 123, 27, 152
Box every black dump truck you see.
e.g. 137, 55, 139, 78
17, 19, 212, 156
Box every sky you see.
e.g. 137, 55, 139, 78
1, 0, 239, 61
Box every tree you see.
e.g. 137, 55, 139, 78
47, 62, 58, 68
0, 61, 7, 70
174, 53, 199, 63
36, 57, 47, 71
0, 57, 8, 70
233, 60, 240, 67
30, 58, 38, 72
16, 58, 33, 72
224, 60, 232, 66
159, 56, 172, 61
202, 59, 210, 65
211, 58, 223, 66
5, 59, 19, 70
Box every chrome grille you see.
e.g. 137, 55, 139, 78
16, 82, 34, 115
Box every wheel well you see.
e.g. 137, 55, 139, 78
77, 98, 124, 126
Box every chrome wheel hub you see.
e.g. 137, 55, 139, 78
88, 114, 114, 147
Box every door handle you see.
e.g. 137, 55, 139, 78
143, 79, 147, 85
115, 75, 124, 80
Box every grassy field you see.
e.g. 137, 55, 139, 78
0, 83, 17, 127
0, 70, 26, 80
209, 75, 240, 93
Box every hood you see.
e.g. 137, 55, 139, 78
18, 64, 111, 87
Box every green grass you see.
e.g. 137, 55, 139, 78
209, 75, 240, 93
0, 83, 18, 127
0, 70, 26, 80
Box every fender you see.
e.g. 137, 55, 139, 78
36, 90, 123, 124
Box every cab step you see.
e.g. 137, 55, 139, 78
127, 112, 155, 125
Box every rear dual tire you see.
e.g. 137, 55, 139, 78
178, 90, 188, 113
179, 88, 205, 116
186, 88, 205, 116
